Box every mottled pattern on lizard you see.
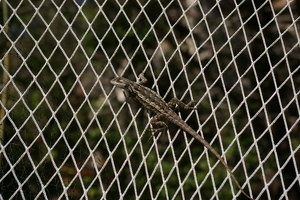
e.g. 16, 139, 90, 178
111, 73, 252, 199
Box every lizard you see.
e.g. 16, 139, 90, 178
110, 73, 253, 199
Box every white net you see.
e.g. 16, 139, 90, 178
1, 0, 300, 199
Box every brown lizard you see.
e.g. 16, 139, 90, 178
111, 73, 253, 199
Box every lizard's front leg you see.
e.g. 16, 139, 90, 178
138, 73, 148, 85
148, 113, 168, 135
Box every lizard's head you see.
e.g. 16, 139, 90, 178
110, 77, 131, 90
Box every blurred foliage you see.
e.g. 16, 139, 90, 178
1, 0, 300, 199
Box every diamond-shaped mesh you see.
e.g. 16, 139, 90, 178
1, 0, 299, 199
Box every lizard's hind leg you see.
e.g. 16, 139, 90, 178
167, 98, 197, 110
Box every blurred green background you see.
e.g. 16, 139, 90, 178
1, 0, 299, 199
